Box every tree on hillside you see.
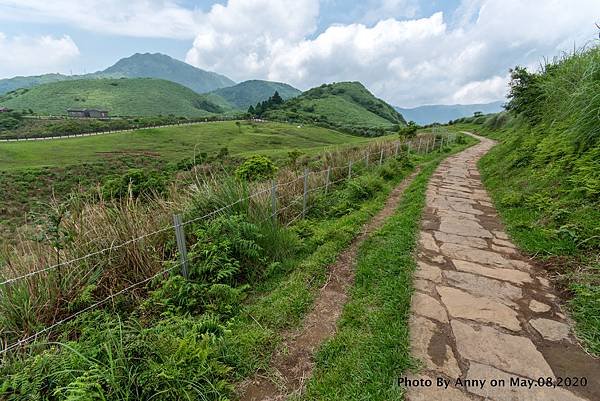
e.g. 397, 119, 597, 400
399, 121, 418, 138
506, 66, 544, 123
271, 91, 283, 105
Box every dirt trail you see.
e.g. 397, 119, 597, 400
407, 133, 600, 401
239, 169, 420, 401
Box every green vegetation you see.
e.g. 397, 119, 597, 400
459, 45, 600, 355
0, 121, 373, 238
235, 155, 278, 182
0, 121, 369, 170
0, 78, 229, 117
299, 135, 476, 400
211, 80, 301, 109
261, 82, 407, 135
0, 143, 416, 400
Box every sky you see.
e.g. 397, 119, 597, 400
0, 0, 598, 107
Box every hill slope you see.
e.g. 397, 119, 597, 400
264, 82, 406, 135
210, 80, 301, 109
396, 101, 504, 125
0, 53, 234, 95
0, 78, 226, 117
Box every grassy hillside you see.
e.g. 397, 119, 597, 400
210, 80, 301, 109
99, 53, 235, 93
0, 53, 234, 95
457, 45, 600, 355
0, 78, 227, 117
264, 82, 406, 135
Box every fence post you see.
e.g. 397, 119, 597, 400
302, 168, 309, 218
365, 151, 369, 167
271, 179, 277, 223
379, 148, 384, 165
348, 160, 353, 179
325, 166, 331, 195
418, 138, 422, 153
172, 214, 189, 278
395, 141, 399, 157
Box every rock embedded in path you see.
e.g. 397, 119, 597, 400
415, 261, 443, 283
452, 259, 533, 285
438, 286, 521, 331
409, 316, 461, 378
443, 270, 522, 306
439, 217, 492, 238
412, 293, 448, 323
529, 300, 551, 313
530, 318, 571, 341
451, 320, 554, 379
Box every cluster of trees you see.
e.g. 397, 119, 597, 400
247, 91, 284, 117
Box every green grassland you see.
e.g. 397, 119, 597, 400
451, 46, 600, 355
0, 121, 376, 237
0, 78, 228, 117
264, 82, 406, 135
0, 121, 370, 170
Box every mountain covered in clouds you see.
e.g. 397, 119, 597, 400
395, 101, 505, 125
0, 53, 235, 95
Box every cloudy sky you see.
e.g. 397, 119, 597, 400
0, 0, 598, 107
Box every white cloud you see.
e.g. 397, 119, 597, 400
0, 33, 79, 77
186, 0, 320, 79
2, 0, 599, 105
187, 0, 600, 106
0, 1, 202, 39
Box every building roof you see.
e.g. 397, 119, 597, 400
67, 108, 109, 112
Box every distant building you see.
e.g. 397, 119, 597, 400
0, 106, 12, 113
67, 109, 109, 118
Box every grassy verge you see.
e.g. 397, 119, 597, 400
296, 135, 476, 400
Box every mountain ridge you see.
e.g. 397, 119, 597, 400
0, 53, 235, 95
395, 101, 504, 125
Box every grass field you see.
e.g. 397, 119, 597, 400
0, 121, 372, 171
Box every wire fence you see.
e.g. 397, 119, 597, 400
0, 129, 456, 355
0, 116, 243, 142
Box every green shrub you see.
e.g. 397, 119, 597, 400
235, 155, 278, 182
101, 169, 166, 199
345, 174, 385, 202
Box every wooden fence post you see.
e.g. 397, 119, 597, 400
302, 168, 309, 218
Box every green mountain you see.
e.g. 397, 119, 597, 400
0, 53, 234, 95
396, 101, 504, 125
263, 82, 406, 135
0, 78, 227, 117
210, 80, 301, 109
98, 53, 235, 93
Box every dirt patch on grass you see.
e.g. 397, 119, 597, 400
238, 169, 420, 401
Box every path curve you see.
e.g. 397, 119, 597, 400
407, 133, 600, 401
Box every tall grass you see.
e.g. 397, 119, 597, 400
0, 138, 404, 351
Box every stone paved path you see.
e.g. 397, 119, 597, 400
407, 134, 600, 401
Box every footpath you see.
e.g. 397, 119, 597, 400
406, 133, 599, 401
